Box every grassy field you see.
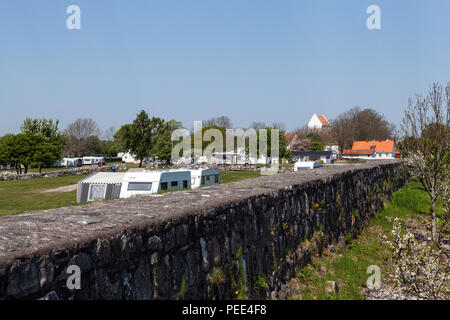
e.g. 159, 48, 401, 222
0, 174, 90, 216
286, 179, 442, 300
0, 169, 262, 217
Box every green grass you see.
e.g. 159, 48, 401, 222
0, 169, 261, 217
219, 170, 261, 184
0, 174, 89, 216
288, 179, 434, 300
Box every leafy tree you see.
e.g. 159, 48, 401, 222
152, 119, 182, 162
310, 141, 325, 151
122, 110, 165, 167
254, 127, 292, 160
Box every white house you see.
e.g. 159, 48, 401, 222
342, 140, 396, 160
189, 168, 220, 189
307, 114, 331, 132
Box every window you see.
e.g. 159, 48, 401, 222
183, 180, 188, 188
215, 175, 219, 183
171, 181, 178, 187
127, 182, 152, 191
201, 177, 205, 185
206, 175, 210, 181
89, 184, 106, 201
160, 182, 168, 190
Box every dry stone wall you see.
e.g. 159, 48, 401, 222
0, 161, 407, 300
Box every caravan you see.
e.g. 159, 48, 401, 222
119, 169, 191, 199
189, 168, 220, 189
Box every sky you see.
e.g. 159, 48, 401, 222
0, 0, 449, 136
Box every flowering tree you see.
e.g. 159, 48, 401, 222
400, 82, 450, 246
382, 218, 449, 299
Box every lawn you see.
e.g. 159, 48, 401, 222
0, 169, 263, 217
0, 174, 89, 216
287, 179, 440, 300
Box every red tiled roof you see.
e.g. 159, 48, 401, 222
317, 115, 330, 127
352, 140, 395, 153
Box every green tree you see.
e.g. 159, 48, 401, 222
152, 119, 182, 162
310, 141, 325, 151
122, 110, 165, 167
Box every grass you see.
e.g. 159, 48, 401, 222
287, 179, 436, 300
0, 174, 89, 216
219, 170, 261, 184
0, 169, 261, 217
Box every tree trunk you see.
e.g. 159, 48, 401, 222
24, 164, 28, 174
431, 196, 438, 245
139, 159, 143, 168
38, 164, 42, 173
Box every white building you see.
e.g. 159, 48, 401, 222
307, 113, 331, 132
342, 140, 396, 160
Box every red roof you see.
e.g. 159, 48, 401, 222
317, 115, 330, 127
352, 140, 395, 153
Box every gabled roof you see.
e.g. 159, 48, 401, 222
352, 140, 395, 153
317, 115, 330, 127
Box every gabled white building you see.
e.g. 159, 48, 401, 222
307, 113, 331, 132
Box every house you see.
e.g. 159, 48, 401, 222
0, 164, 11, 170
291, 150, 333, 164
77, 172, 126, 203
342, 139, 396, 160
308, 114, 331, 132
189, 168, 221, 189
82, 156, 106, 166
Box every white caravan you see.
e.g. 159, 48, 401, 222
77, 172, 126, 203
189, 168, 220, 189
82, 156, 106, 166
119, 169, 192, 199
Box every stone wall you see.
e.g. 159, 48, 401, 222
0, 161, 407, 300
0, 164, 127, 181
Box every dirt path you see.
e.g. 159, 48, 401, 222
41, 184, 78, 193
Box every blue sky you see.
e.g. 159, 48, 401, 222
1, 0, 449, 136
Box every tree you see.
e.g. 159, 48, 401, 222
331, 107, 395, 151
204, 116, 232, 128
122, 110, 165, 167
63, 118, 101, 156
21, 118, 64, 145
253, 127, 292, 160
113, 124, 132, 152
399, 82, 449, 246
250, 122, 267, 130
310, 141, 325, 151
152, 119, 182, 162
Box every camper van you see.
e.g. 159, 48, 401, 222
82, 156, 106, 166
119, 169, 191, 199
189, 168, 221, 189
77, 172, 126, 203
61, 158, 82, 167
